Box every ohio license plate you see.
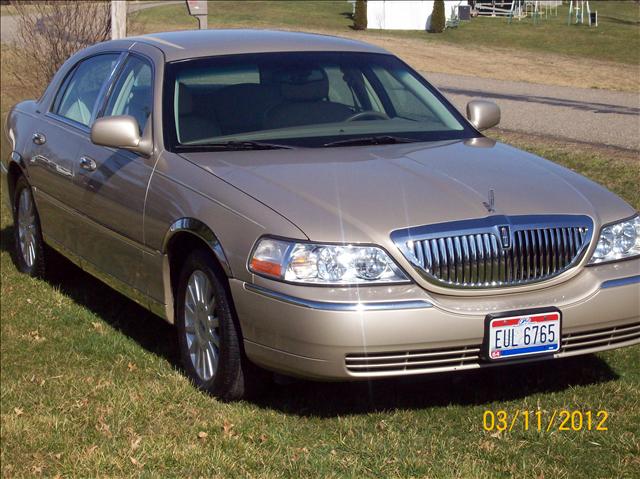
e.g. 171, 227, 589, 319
484, 309, 561, 361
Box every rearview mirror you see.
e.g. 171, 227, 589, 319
466, 100, 500, 131
91, 115, 152, 156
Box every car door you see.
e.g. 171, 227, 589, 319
72, 53, 156, 294
27, 53, 122, 253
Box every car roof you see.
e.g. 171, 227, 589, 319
127, 29, 390, 62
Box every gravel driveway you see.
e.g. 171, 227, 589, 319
427, 72, 640, 151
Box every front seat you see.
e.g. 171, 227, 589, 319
176, 83, 221, 143
264, 68, 353, 130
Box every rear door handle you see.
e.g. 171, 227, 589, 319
79, 156, 97, 172
32, 132, 46, 145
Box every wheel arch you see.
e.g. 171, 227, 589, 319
161, 218, 233, 323
6, 152, 28, 211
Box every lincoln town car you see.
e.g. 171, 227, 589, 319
3, 30, 639, 399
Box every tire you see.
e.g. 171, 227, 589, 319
12, 175, 45, 277
175, 249, 262, 400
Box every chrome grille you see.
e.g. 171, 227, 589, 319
392, 215, 593, 288
345, 345, 480, 375
562, 322, 640, 353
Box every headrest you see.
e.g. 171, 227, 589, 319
177, 82, 193, 115
274, 67, 328, 102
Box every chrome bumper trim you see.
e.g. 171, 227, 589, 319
244, 283, 433, 311
601, 275, 640, 289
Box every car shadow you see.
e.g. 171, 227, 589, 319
0, 225, 620, 417
251, 354, 619, 417
0, 224, 180, 367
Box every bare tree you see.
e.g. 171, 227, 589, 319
11, 1, 111, 95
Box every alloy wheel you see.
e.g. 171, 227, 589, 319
183, 270, 220, 381
17, 188, 37, 268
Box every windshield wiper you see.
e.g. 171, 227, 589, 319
181, 140, 296, 150
323, 135, 420, 148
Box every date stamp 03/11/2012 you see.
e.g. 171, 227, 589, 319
482, 410, 609, 433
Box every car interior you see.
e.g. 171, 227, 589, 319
174, 63, 389, 143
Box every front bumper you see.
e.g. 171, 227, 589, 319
230, 259, 640, 380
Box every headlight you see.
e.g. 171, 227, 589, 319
588, 215, 640, 264
248, 238, 410, 284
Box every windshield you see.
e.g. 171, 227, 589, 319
163, 52, 476, 150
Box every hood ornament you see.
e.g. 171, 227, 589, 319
483, 189, 495, 213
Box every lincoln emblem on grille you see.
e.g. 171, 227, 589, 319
499, 225, 510, 248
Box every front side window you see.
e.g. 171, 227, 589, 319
103, 55, 153, 133
53, 54, 120, 127
164, 52, 474, 150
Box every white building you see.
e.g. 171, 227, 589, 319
365, 1, 467, 31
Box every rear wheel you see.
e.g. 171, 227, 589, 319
176, 249, 261, 400
12, 176, 45, 277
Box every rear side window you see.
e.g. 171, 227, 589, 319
52, 54, 120, 127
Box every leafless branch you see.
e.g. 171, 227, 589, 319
10, 0, 111, 95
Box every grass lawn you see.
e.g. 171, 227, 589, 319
2, 0, 640, 469
368, 0, 640, 66
1, 39, 640, 476
129, 1, 640, 65
1, 135, 639, 478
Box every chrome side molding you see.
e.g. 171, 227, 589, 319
601, 275, 640, 289
244, 282, 433, 311
30, 154, 74, 178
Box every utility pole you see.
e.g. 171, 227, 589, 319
186, 0, 208, 29
111, 0, 127, 39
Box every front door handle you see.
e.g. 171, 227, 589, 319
32, 132, 46, 145
79, 156, 97, 172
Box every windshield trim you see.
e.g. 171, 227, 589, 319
162, 51, 479, 152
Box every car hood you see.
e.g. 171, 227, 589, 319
179, 138, 634, 245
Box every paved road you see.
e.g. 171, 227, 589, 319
426, 72, 640, 151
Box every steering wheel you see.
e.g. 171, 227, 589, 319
345, 110, 390, 122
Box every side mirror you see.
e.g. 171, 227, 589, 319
466, 100, 500, 131
90, 115, 152, 156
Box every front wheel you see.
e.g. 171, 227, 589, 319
12, 176, 45, 277
176, 249, 262, 400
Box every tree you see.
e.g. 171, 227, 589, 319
353, 0, 367, 31
429, 0, 445, 33
10, 1, 111, 95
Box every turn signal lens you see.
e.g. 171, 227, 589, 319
249, 258, 282, 277
248, 238, 289, 278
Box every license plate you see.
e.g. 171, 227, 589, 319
484, 308, 561, 361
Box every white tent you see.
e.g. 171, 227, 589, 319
365, 1, 467, 30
